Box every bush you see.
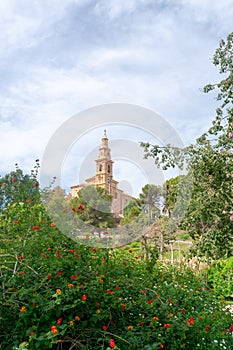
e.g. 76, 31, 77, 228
0, 166, 232, 349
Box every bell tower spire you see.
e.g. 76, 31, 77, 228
95, 130, 113, 191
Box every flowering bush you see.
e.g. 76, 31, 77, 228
0, 193, 232, 350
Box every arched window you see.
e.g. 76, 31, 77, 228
107, 164, 110, 173
99, 164, 102, 171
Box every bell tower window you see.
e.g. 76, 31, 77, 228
99, 164, 102, 171
107, 164, 111, 173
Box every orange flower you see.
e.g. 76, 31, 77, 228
75, 315, 81, 321
164, 323, 170, 328
169, 313, 174, 317
25, 199, 30, 204
128, 325, 133, 330
56, 289, 62, 295
20, 306, 26, 313
153, 317, 159, 321
96, 309, 101, 314
68, 283, 74, 288
41, 253, 46, 258
158, 344, 164, 349
47, 273, 52, 279
69, 321, 74, 326
50, 222, 56, 227
51, 326, 57, 334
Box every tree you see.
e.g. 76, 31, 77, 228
70, 186, 115, 230
137, 184, 161, 221
141, 32, 233, 259
0, 162, 40, 209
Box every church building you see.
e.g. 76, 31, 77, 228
70, 131, 134, 216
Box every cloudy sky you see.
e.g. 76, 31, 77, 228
1, 0, 233, 195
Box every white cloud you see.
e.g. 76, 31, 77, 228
0, 0, 232, 193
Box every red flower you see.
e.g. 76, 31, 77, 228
121, 303, 127, 310
188, 317, 195, 325
57, 317, 63, 325
167, 298, 172, 303
91, 248, 97, 252
70, 249, 75, 253
13, 178, 17, 183
47, 273, 51, 279
230, 324, 233, 332
71, 274, 78, 279
57, 270, 62, 275
115, 285, 120, 290
32, 225, 40, 230
158, 344, 164, 349
102, 325, 107, 331
71, 207, 76, 212
30, 331, 35, 335
139, 321, 144, 326
180, 309, 185, 314
75, 253, 80, 258
141, 289, 146, 294
205, 325, 211, 330
164, 323, 170, 328
13, 220, 19, 225
109, 338, 116, 349
35, 182, 39, 188
148, 299, 153, 304
78, 204, 84, 210
107, 289, 113, 295
81, 295, 87, 301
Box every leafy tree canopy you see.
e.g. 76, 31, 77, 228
141, 32, 233, 259
0, 162, 40, 209
70, 186, 115, 230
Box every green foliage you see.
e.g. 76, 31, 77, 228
70, 186, 115, 229
207, 257, 233, 299
121, 184, 161, 225
0, 180, 232, 349
0, 162, 40, 209
141, 32, 233, 259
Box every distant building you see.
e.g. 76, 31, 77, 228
70, 130, 134, 216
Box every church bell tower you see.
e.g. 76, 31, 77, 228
95, 130, 113, 192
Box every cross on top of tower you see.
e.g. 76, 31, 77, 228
104, 129, 107, 138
